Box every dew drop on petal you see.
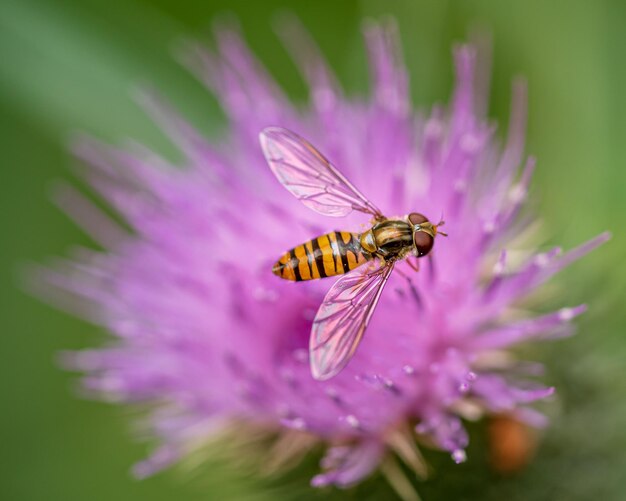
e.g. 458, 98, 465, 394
281, 417, 307, 430
558, 307, 575, 321
452, 449, 467, 464
402, 365, 415, 375
345, 415, 360, 429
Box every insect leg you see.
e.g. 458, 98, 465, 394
395, 267, 422, 309
406, 257, 420, 273
427, 253, 437, 283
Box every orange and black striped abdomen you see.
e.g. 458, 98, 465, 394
273, 231, 371, 281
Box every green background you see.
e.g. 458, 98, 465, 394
1, 0, 624, 500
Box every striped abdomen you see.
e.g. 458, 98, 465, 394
273, 231, 371, 281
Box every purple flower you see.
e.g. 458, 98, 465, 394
37, 20, 609, 493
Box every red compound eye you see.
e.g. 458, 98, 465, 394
408, 212, 429, 225
414, 231, 434, 257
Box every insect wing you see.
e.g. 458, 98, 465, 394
310, 262, 395, 380
259, 127, 383, 218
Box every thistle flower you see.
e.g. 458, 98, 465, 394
38, 19, 609, 494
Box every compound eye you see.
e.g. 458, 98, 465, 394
414, 231, 434, 257
408, 212, 429, 225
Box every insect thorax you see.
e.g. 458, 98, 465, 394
366, 219, 414, 259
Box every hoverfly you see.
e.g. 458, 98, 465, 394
260, 127, 446, 380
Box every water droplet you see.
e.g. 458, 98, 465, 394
281, 417, 307, 430
382, 377, 401, 395
452, 449, 467, 464
558, 307, 575, 321
345, 415, 360, 429
458, 382, 470, 393
466, 371, 477, 382
402, 365, 415, 375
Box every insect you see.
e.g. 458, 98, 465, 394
260, 127, 446, 380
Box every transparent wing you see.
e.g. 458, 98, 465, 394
310, 262, 395, 380
259, 127, 383, 218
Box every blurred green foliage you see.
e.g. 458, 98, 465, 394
1, 0, 624, 500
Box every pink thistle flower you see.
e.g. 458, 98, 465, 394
36, 20, 609, 493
